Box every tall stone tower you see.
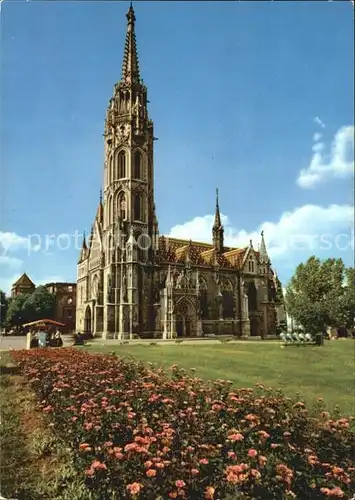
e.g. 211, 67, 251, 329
102, 4, 159, 338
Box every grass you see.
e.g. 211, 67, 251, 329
0, 351, 93, 500
87, 339, 354, 415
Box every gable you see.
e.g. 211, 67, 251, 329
13, 273, 35, 288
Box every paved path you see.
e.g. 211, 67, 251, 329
0, 335, 280, 351
0, 335, 74, 351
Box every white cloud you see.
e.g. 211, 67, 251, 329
0, 230, 40, 257
168, 204, 353, 271
314, 116, 326, 129
297, 126, 354, 188
313, 132, 323, 142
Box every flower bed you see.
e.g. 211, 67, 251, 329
11, 348, 355, 499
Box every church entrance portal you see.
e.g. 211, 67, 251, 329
84, 306, 92, 335
176, 313, 192, 337
174, 298, 195, 337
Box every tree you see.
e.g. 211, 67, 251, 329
285, 257, 353, 334
340, 267, 355, 330
6, 294, 33, 326
0, 290, 9, 327
5, 286, 55, 327
25, 286, 55, 321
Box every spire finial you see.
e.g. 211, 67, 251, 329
100, 188, 102, 203
213, 188, 222, 228
121, 2, 140, 84
212, 188, 224, 252
259, 230, 269, 263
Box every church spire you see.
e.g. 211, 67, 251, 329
121, 3, 140, 85
78, 231, 88, 263
212, 188, 224, 252
82, 230, 87, 250
258, 230, 269, 263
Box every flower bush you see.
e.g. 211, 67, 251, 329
11, 348, 355, 499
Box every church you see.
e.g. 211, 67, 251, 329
76, 5, 286, 339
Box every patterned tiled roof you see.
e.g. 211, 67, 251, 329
159, 236, 248, 268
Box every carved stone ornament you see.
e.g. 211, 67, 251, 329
117, 123, 130, 143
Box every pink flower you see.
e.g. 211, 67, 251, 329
228, 433, 244, 441
248, 449, 258, 458
191, 468, 199, 475
146, 469, 156, 477
126, 482, 142, 495
175, 480, 186, 488
199, 458, 209, 465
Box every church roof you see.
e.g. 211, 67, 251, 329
159, 236, 261, 269
12, 273, 35, 288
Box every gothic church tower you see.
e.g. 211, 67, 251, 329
103, 4, 159, 338
77, 4, 158, 339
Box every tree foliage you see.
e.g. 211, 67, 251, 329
6, 286, 55, 327
285, 257, 355, 334
0, 290, 9, 326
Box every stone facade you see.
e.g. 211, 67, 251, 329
76, 6, 286, 340
44, 282, 77, 332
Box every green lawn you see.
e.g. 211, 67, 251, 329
87, 340, 354, 415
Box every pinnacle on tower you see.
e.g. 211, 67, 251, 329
78, 231, 88, 263
121, 3, 140, 84
82, 231, 87, 250
212, 188, 224, 252
213, 188, 222, 229
258, 230, 269, 263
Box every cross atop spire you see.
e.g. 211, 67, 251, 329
121, 3, 140, 84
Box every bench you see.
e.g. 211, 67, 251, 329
279, 332, 316, 347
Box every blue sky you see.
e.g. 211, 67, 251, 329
0, 0, 354, 293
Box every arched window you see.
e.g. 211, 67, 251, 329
199, 290, 209, 319
248, 259, 255, 273
134, 151, 142, 179
134, 231, 145, 261
117, 151, 126, 179
118, 192, 126, 220
108, 195, 112, 225
248, 282, 257, 312
222, 291, 234, 319
134, 193, 142, 221
109, 155, 113, 183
